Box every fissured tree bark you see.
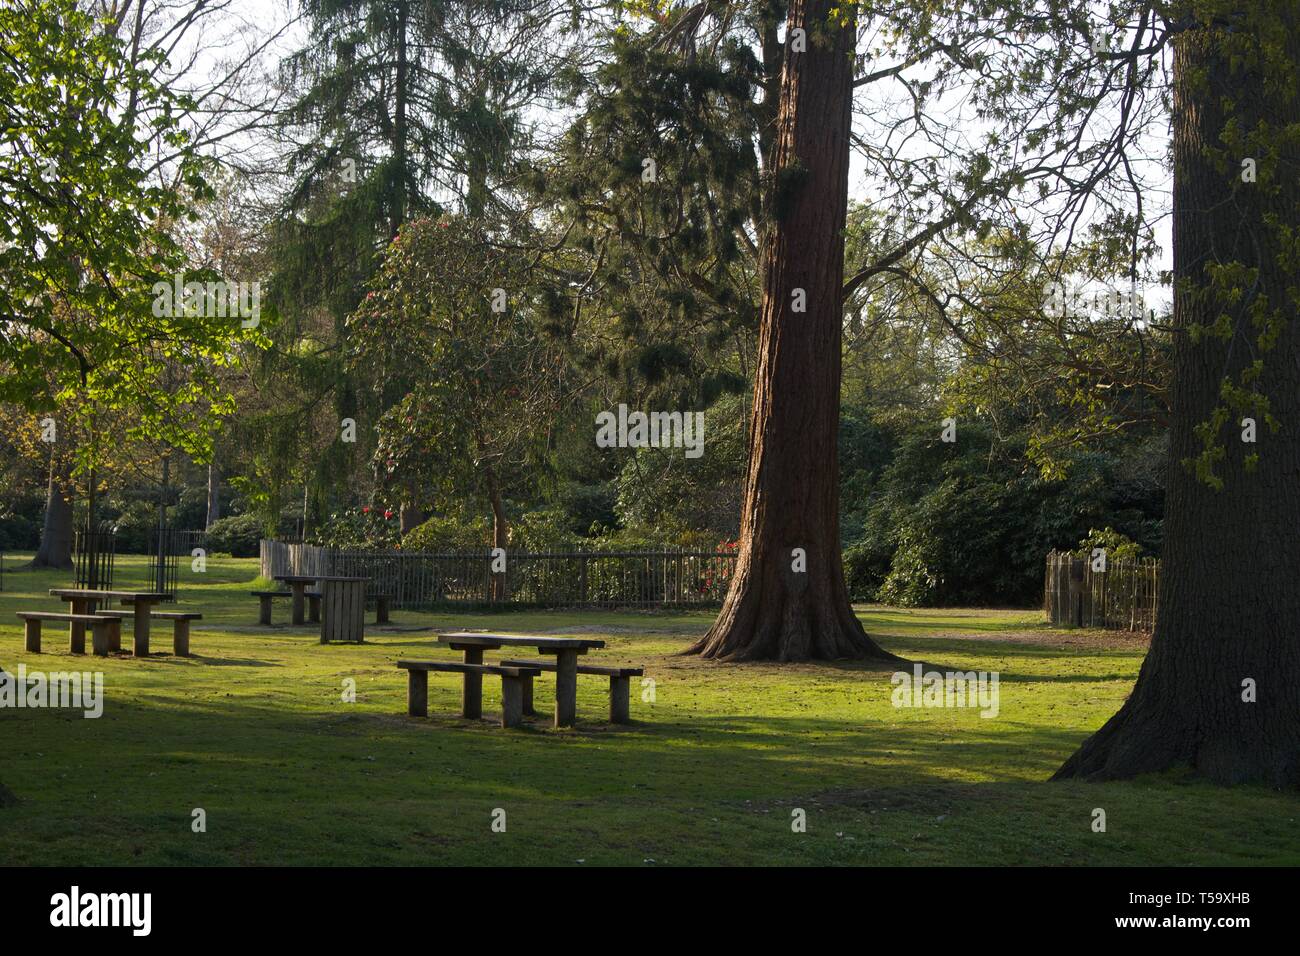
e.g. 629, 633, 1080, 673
1055, 13, 1300, 786
32, 445, 74, 570
687, 0, 897, 662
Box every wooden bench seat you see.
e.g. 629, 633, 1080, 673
397, 660, 542, 728
251, 590, 292, 626
499, 659, 644, 723
95, 609, 201, 656
16, 611, 119, 656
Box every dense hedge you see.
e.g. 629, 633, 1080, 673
840, 420, 1164, 607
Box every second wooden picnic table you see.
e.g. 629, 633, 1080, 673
275, 575, 319, 625
49, 588, 171, 656
437, 632, 606, 728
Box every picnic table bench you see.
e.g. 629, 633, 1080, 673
499, 659, 643, 724
16, 611, 118, 656
436, 632, 606, 728
274, 575, 318, 625
96, 609, 201, 657
49, 589, 171, 656
252, 589, 292, 625
397, 660, 543, 728
258, 578, 386, 629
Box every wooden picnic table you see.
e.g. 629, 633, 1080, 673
436, 632, 606, 728
49, 588, 170, 656
318, 576, 370, 644
275, 575, 319, 625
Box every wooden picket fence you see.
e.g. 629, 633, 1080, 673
259, 539, 736, 609
1043, 550, 1160, 632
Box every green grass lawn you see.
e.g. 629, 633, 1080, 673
1, 554, 1295, 866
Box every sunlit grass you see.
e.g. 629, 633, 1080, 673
1, 554, 1295, 865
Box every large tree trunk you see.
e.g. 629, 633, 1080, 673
205, 460, 221, 529
487, 476, 509, 602
686, 0, 896, 662
32, 448, 74, 569
399, 501, 425, 534
1055, 14, 1300, 787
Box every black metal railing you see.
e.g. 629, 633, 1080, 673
261, 539, 738, 609
74, 523, 117, 590
146, 527, 208, 600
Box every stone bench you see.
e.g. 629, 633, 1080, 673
251, 590, 292, 625
397, 660, 543, 728
97, 609, 202, 657
499, 659, 644, 723
16, 611, 118, 656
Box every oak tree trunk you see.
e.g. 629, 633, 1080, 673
33, 447, 74, 569
1055, 15, 1300, 787
687, 0, 897, 662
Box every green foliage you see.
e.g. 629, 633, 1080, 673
508, 508, 579, 551
612, 392, 748, 539
843, 422, 1163, 607
0, 511, 39, 551
531, 6, 766, 408
204, 514, 265, 558
105, 502, 160, 554
0, 0, 263, 467
349, 215, 568, 522
1072, 527, 1144, 563
402, 514, 492, 552
312, 507, 400, 550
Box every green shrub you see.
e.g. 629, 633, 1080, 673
842, 422, 1164, 606
1072, 527, 1145, 562
205, 514, 264, 557
0, 512, 39, 550
402, 514, 490, 552
509, 508, 578, 551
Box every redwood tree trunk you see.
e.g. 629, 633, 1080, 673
33, 448, 74, 569
1055, 15, 1300, 787
687, 0, 895, 662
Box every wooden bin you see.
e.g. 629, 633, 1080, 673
320, 577, 367, 644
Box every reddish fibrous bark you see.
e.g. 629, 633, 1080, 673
687, 0, 899, 663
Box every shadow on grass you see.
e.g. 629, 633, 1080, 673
3, 689, 1090, 795
7, 686, 1298, 866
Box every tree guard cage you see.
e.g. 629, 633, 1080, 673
74, 522, 117, 590
147, 527, 206, 602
